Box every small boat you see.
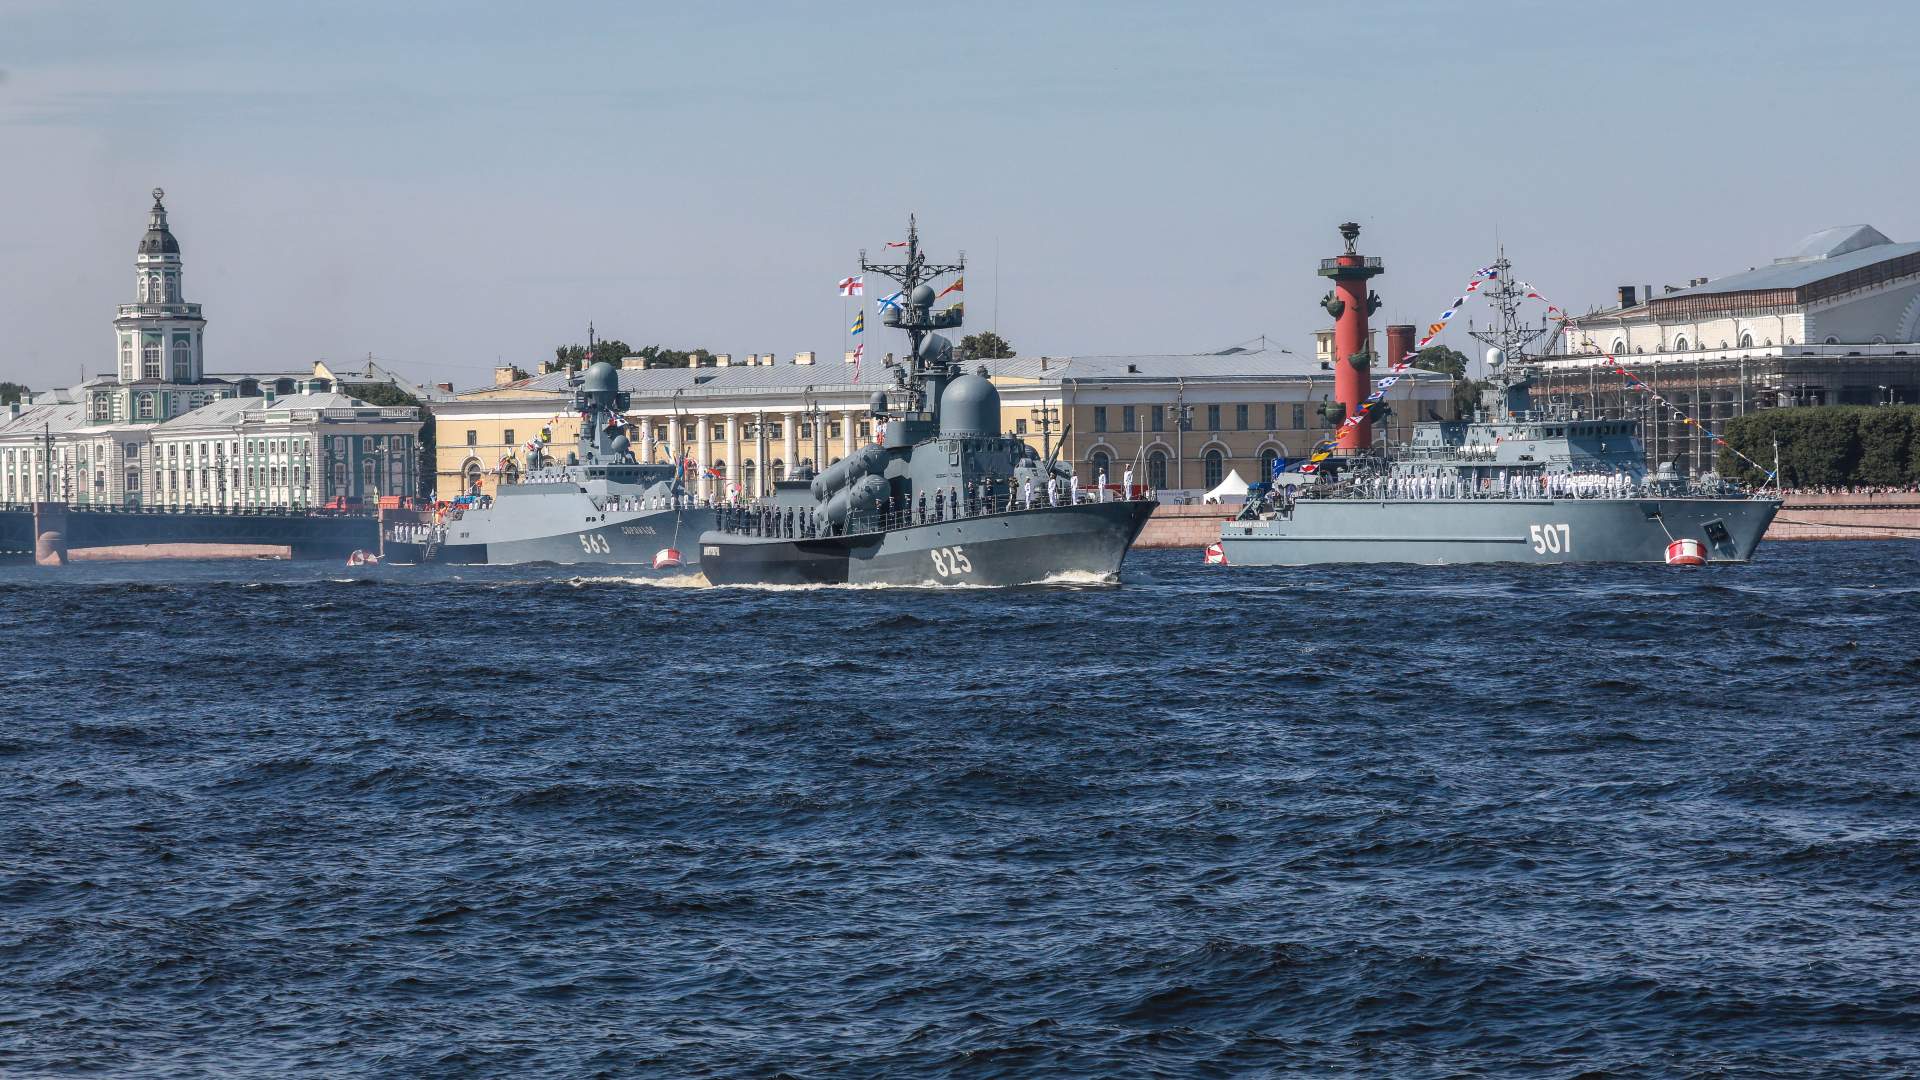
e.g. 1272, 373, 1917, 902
346, 549, 381, 567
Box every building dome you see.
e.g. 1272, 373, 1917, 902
939, 365, 1000, 437
581, 361, 619, 394
138, 188, 180, 255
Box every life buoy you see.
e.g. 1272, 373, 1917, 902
1203, 541, 1228, 566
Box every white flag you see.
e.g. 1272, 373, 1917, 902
838, 275, 864, 297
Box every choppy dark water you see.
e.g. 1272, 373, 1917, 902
3, 544, 1918, 1077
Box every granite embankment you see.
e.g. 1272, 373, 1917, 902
1132, 495, 1920, 548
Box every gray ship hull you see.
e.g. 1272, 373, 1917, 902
1220, 496, 1780, 565
384, 503, 714, 568
699, 500, 1156, 586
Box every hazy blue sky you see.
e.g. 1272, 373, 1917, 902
2, 0, 1915, 389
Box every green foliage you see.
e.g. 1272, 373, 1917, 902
343, 381, 418, 408
1450, 378, 1490, 420
1412, 346, 1469, 379
552, 342, 712, 370
959, 331, 1014, 360
1717, 405, 1920, 487
0, 381, 28, 406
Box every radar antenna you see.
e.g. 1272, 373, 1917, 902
859, 214, 966, 414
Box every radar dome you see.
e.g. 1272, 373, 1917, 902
610, 434, 631, 456
1485, 347, 1507, 369
582, 361, 619, 394
909, 284, 936, 308
940, 365, 1001, 438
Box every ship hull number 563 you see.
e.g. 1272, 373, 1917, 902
1529, 524, 1571, 554
930, 546, 972, 576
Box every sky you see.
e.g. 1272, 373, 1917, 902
1, 0, 1916, 390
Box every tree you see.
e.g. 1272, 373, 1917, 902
552, 339, 635, 372
550, 341, 713, 370
1411, 345, 1469, 379
0, 381, 28, 406
959, 331, 1014, 360
1718, 405, 1920, 487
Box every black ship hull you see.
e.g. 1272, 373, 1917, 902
698, 500, 1155, 586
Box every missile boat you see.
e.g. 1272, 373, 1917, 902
696, 218, 1156, 586
381, 361, 714, 567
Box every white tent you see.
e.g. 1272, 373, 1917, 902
1203, 468, 1249, 504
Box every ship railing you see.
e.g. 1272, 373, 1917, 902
715, 490, 1156, 540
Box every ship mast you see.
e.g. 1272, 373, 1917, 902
1464, 252, 1556, 373
858, 214, 965, 415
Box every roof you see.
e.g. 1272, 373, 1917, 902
1666, 226, 1920, 298
991, 346, 1445, 383
154, 396, 265, 430
480, 363, 893, 398
264, 392, 373, 411
0, 401, 89, 438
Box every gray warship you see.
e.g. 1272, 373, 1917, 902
382, 361, 714, 567
697, 218, 1156, 586
1219, 253, 1781, 566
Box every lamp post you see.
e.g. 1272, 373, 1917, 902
1166, 381, 1194, 490
1028, 403, 1060, 460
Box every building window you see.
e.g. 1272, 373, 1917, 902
142, 339, 161, 379
1612, 339, 1625, 355
1203, 448, 1224, 489
503, 429, 515, 447
1090, 450, 1111, 480
1207, 405, 1221, 431
1740, 334, 1753, 348
1015, 418, 1028, 435
1093, 406, 1107, 433
466, 430, 478, 446
172, 337, 192, 380
120, 338, 134, 380
829, 422, 842, 440
1236, 404, 1249, 430
1292, 403, 1305, 429
1264, 404, 1277, 430
1674, 337, 1688, 351
1148, 450, 1168, 489
1151, 406, 1164, 432
1261, 447, 1279, 479
1122, 406, 1136, 433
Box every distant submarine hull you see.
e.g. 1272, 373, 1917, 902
1220, 495, 1779, 565
698, 500, 1156, 586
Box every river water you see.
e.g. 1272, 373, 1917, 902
2, 544, 1916, 1076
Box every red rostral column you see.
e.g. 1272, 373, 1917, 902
1318, 222, 1385, 450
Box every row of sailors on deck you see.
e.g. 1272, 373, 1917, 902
389, 522, 445, 544
1359, 470, 1639, 500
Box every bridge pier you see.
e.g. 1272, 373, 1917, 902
33, 502, 69, 567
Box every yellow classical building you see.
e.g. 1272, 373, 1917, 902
431, 348, 1453, 501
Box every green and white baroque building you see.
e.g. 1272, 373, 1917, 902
0, 189, 422, 508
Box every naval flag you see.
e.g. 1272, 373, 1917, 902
838, 275, 864, 297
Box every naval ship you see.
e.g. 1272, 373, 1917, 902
696, 218, 1156, 586
382, 361, 714, 567
1219, 257, 1781, 566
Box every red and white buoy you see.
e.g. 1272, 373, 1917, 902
1203, 541, 1228, 566
1665, 538, 1706, 566
346, 549, 380, 567
652, 547, 684, 570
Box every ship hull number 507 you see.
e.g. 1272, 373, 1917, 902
930, 546, 972, 576
1529, 524, 1571, 554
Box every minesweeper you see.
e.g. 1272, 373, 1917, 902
696, 217, 1156, 585
1217, 233, 1780, 566
382, 361, 714, 567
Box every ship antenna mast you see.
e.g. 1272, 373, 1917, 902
859, 213, 966, 414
